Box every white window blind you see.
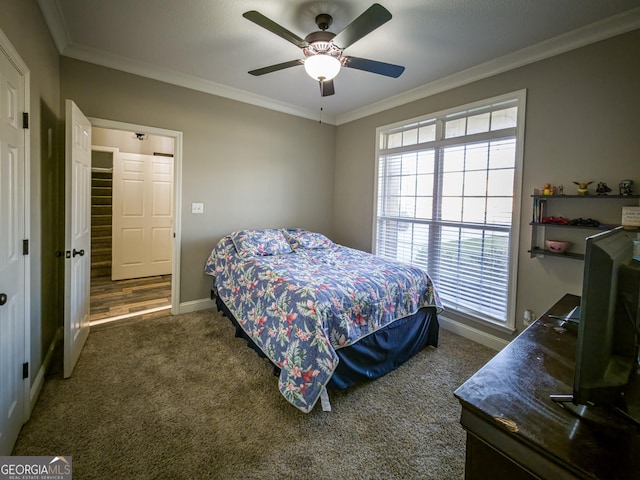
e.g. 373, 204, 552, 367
374, 93, 525, 326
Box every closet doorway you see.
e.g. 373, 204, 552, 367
89, 126, 178, 326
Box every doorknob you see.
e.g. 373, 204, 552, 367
72, 249, 85, 257
0, 293, 7, 306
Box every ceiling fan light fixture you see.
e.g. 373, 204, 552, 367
304, 54, 341, 81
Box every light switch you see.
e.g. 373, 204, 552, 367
191, 202, 204, 214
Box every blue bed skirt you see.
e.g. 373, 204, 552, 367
214, 294, 439, 390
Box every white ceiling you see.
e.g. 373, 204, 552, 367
38, 0, 640, 125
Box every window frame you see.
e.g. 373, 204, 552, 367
372, 90, 527, 331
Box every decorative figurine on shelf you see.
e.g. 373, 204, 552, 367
542, 216, 570, 224
569, 217, 600, 227
619, 179, 634, 196
557, 184, 564, 195
542, 183, 556, 195
596, 182, 611, 196
573, 181, 593, 196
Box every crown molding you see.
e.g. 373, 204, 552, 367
37, 0, 334, 124
335, 7, 640, 125
38, 1, 638, 127
62, 42, 333, 124
37, 0, 70, 53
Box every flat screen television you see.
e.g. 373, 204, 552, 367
552, 227, 640, 425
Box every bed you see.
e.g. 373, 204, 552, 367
204, 228, 443, 413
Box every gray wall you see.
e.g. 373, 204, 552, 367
60, 58, 336, 303
1, 0, 63, 386
332, 29, 640, 338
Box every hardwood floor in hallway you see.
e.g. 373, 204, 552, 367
90, 274, 171, 324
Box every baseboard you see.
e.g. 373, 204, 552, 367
29, 326, 62, 413
438, 315, 509, 351
178, 297, 216, 314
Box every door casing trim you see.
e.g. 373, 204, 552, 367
87, 117, 182, 315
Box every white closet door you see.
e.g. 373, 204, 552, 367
112, 153, 173, 280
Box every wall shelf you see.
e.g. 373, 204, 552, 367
528, 247, 585, 260
529, 222, 618, 231
531, 195, 640, 199
529, 194, 640, 260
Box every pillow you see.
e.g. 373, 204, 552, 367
282, 228, 334, 250
231, 229, 293, 257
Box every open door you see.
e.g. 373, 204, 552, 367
64, 99, 91, 378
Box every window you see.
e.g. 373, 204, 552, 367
374, 91, 526, 328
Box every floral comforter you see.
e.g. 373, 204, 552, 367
204, 229, 442, 413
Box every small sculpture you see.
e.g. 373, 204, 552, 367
619, 179, 634, 196
542, 216, 570, 225
569, 218, 600, 227
596, 182, 611, 196
573, 181, 593, 196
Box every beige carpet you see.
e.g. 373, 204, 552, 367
13, 308, 495, 479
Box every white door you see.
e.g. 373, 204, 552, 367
0, 41, 27, 455
64, 100, 91, 378
112, 153, 173, 280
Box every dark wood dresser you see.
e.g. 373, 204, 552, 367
454, 294, 640, 479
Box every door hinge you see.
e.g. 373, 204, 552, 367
22, 112, 29, 129
23, 239, 29, 255
23, 362, 29, 379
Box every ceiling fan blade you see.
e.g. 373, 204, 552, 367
248, 59, 303, 76
332, 3, 392, 49
343, 56, 405, 78
243, 11, 308, 49
320, 79, 335, 97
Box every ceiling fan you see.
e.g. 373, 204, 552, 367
243, 3, 405, 97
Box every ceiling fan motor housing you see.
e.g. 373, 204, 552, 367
303, 30, 342, 59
